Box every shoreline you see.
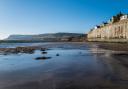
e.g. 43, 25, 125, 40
0, 42, 128, 54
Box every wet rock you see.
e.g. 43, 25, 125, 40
2, 48, 18, 54
3, 53, 8, 55
16, 47, 35, 53
42, 51, 47, 54
40, 48, 47, 51
56, 53, 60, 56
79, 52, 82, 54
0, 46, 36, 54
35, 56, 51, 60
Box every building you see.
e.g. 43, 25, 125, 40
87, 12, 128, 42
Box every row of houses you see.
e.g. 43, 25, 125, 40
87, 12, 128, 42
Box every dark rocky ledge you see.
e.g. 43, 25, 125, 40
0, 46, 48, 55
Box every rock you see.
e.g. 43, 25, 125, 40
0, 46, 36, 54
42, 51, 47, 54
79, 52, 82, 54
40, 48, 47, 51
56, 53, 60, 56
35, 56, 51, 60
15, 47, 35, 54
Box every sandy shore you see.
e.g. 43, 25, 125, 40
87, 42, 128, 51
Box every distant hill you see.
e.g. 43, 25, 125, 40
6, 35, 34, 40
5, 33, 86, 42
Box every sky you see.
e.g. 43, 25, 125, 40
0, 0, 128, 39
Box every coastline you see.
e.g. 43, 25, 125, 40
1, 42, 128, 54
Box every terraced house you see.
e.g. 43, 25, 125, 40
87, 12, 128, 42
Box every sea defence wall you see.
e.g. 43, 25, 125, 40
87, 13, 128, 42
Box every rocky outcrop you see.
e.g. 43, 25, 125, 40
0, 47, 36, 54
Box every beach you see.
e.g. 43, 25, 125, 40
0, 42, 128, 89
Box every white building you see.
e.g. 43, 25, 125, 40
120, 15, 128, 20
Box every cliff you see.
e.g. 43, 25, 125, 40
5, 33, 86, 42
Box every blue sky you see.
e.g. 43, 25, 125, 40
0, 0, 128, 39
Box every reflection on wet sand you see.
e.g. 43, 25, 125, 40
0, 42, 128, 89
89, 44, 128, 89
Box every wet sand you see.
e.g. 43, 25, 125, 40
0, 42, 128, 89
